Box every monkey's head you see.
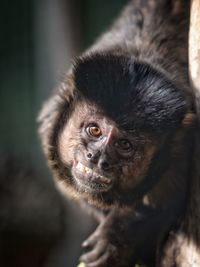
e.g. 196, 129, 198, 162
39, 53, 195, 209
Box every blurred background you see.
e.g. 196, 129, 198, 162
0, 1, 128, 266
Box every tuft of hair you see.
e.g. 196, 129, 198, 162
73, 53, 188, 134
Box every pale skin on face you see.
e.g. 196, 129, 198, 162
58, 102, 159, 193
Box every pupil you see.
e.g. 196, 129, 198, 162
123, 141, 128, 147
90, 126, 100, 136
121, 140, 131, 149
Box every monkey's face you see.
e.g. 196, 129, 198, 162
58, 101, 159, 207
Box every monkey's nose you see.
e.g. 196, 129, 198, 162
86, 151, 111, 171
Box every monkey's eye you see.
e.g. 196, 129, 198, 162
86, 125, 102, 138
115, 139, 133, 152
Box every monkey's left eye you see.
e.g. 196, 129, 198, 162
115, 139, 133, 152
86, 125, 102, 138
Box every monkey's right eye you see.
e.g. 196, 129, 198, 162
86, 125, 102, 138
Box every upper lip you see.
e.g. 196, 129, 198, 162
73, 161, 113, 185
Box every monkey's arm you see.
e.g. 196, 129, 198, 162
80, 203, 182, 267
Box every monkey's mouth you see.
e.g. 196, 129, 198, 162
72, 161, 113, 192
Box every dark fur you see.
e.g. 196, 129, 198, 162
38, 1, 199, 266
74, 54, 188, 133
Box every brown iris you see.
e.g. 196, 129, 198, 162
88, 126, 102, 137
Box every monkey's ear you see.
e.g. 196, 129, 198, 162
181, 112, 197, 127
37, 75, 77, 156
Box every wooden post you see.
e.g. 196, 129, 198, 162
189, 0, 200, 117
188, 0, 200, 237
182, 0, 200, 266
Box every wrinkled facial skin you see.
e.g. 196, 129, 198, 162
58, 101, 158, 206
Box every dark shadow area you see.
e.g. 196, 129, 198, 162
0, 0, 128, 266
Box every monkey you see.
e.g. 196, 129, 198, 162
38, 0, 199, 266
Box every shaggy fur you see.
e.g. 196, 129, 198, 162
38, 1, 200, 266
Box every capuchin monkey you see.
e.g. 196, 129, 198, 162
38, 0, 198, 266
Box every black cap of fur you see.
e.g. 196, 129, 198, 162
73, 53, 188, 134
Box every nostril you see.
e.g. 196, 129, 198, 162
87, 152, 93, 159
86, 151, 100, 164
100, 161, 110, 171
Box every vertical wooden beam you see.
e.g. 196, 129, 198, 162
189, 0, 200, 117
182, 0, 200, 265
188, 0, 200, 237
